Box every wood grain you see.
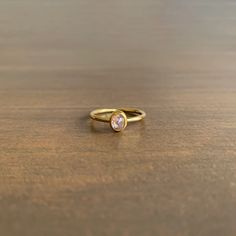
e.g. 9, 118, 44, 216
0, 0, 236, 235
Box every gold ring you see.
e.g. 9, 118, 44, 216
89, 108, 146, 132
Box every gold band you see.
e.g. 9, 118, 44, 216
90, 108, 146, 122
89, 108, 146, 132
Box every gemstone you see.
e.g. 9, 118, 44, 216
110, 111, 127, 132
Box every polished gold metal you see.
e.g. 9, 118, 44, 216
89, 108, 146, 132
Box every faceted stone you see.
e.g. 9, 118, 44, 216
110, 112, 126, 132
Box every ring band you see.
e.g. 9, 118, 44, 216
90, 108, 146, 132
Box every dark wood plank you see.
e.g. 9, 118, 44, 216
0, 0, 236, 235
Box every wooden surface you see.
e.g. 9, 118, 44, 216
1, 1, 236, 235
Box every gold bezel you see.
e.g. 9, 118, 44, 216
110, 110, 128, 132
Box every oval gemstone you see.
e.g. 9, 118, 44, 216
110, 112, 126, 132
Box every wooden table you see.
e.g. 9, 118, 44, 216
1, 1, 236, 235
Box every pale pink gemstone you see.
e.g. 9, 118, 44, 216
111, 113, 125, 131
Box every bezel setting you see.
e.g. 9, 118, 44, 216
110, 110, 128, 132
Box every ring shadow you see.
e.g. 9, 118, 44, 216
76, 114, 112, 134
